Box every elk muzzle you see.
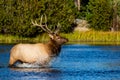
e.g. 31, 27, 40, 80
61, 37, 69, 44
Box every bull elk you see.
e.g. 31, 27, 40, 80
9, 15, 68, 67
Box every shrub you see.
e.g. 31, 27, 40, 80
0, 0, 77, 37
86, 0, 113, 31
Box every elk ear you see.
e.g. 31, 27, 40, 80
49, 34, 54, 39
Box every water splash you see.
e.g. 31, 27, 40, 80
15, 63, 42, 68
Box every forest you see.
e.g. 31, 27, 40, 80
0, 0, 120, 37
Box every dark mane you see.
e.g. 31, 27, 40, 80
47, 39, 61, 57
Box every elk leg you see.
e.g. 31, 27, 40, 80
8, 57, 17, 67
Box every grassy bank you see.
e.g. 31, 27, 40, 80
0, 34, 49, 44
0, 31, 120, 44
61, 31, 120, 42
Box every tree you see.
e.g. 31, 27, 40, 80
41, 0, 77, 33
86, 0, 113, 31
0, 0, 77, 37
74, 0, 89, 18
74, 0, 81, 11
111, 0, 120, 31
118, 0, 120, 16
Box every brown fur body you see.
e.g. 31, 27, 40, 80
9, 36, 68, 67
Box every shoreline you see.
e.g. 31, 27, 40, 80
0, 41, 120, 45
0, 31, 120, 45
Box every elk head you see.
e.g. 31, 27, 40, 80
31, 14, 68, 45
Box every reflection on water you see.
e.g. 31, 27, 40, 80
4, 67, 62, 80
10, 67, 62, 80
0, 44, 120, 80
10, 67, 61, 72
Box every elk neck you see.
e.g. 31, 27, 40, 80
46, 39, 61, 57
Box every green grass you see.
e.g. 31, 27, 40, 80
0, 31, 120, 44
61, 31, 120, 42
0, 34, 49, 44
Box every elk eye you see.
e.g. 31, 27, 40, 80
57, 37, 60, 40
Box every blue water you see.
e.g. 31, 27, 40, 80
0, 44, 120, 80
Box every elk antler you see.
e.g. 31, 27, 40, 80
31, 14, 53, 34
54, 22, 61, 34
44, 15, 53, 34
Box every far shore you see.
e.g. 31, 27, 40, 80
0, 31, 120, 45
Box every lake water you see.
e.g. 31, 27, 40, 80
0, 44, 120, 80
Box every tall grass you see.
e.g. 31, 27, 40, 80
0, 34, 49, 44
61, 31, 120, 42
0, 31, 120, 44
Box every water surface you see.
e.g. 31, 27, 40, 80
0, 44, 120, 80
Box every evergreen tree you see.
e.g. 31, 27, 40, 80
0, 0, 77, 37
118, 1, 120, 16
86, 0, 112, 31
